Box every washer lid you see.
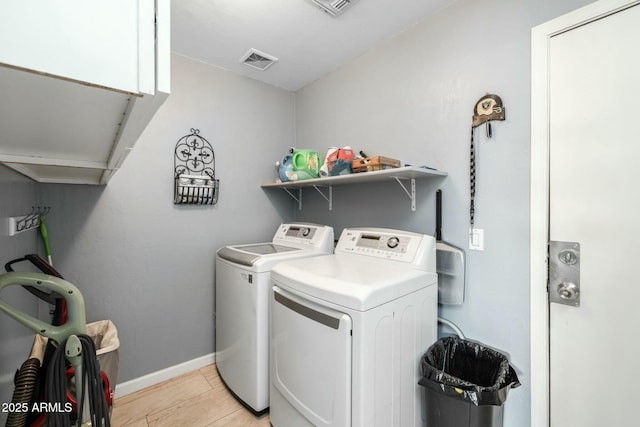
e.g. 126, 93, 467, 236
217, 243, 299, 266
271, 254, 437, 311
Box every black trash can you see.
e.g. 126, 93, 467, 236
419, 337, 520, 427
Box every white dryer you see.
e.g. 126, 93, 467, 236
270, 227, 438, 427
215, 223, 334, 413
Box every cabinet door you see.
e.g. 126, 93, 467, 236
0, 0, 154, 94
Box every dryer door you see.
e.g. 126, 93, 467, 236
271, 286, 352, 427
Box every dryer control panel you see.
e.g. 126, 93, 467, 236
335, 228, 436, 270
356, 233, 409, 252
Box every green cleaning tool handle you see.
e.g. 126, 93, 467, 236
0, 272, 87, 343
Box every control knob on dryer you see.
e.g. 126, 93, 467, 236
387, 237, 400, 248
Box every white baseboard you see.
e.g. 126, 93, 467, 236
115, 352, 216, 398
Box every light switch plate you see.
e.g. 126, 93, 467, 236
469, 228, 484, 251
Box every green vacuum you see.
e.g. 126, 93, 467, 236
0, 272, 111, 427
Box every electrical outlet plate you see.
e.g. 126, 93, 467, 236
469, 228, 484, 251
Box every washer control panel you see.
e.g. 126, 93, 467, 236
272, 223, 334, 250
285, 224, 317, 239
336, 228, 433, 265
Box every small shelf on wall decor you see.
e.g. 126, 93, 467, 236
261, 166, 447, 211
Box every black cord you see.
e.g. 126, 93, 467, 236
470, 125, 476, 229
45, 335, 111, 427
78, 335, 110, 427
46, 339, 70, 427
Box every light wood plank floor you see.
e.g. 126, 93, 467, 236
111, 364, 270, 427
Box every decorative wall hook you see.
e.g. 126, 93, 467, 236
470, 94, 506, 229
174, 128, 220, 205
7, 206, 50, 236
472, 94, 505, 128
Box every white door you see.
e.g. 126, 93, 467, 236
546, 2, 640, 426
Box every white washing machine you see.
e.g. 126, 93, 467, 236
270, 227, 438, 427
215, 223, 334, 413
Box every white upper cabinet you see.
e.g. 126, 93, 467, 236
0, 0, 170, 184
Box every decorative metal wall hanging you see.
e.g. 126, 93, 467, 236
174, 128, 220, 205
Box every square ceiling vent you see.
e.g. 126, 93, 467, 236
308, 0, 358, 16
240, 48, 279, 71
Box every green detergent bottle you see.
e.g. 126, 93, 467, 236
291, 149, 323, 180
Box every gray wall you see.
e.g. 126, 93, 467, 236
0, 165, 40, 425
38, 53, 296, 383
0, 0, 597, 425
292, 0, 594, 425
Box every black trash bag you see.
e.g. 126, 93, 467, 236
419, 337, 521, 406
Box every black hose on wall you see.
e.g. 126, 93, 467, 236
6, 358, 41, 427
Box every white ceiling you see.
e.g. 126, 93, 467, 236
171, 0, 457, 92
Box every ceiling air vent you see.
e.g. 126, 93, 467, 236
240, 48, 278, 71
309, 0, 358, 16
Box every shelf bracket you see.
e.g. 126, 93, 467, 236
283, 188, 303, 210
393, 177, 416, 211
312, 185, 333, 211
